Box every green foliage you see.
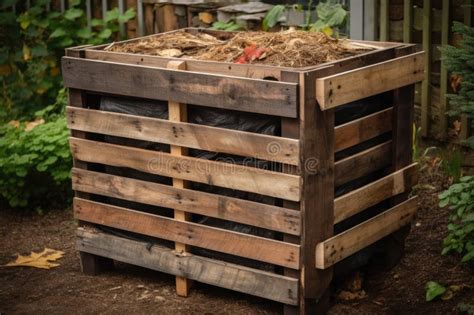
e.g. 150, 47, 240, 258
262, 5, 285, 31
309, 0, 347, 36
210, 21, 242, 31
458, 303, 474, 314
425, 281, 446, 301
0, 3, 135, 209
0, 90, 71, 209
441, 22, 474, 148
439, 176, 474, 263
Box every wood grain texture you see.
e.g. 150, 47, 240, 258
74, 198, 300, 269
77, 228, 299, 305
316, 52, 425, 109
334, 141, 392, 187
71, 168, 300, 235
334, 163, 419, 224
334, 108, 393, 152
61, 56, 298, 117
69, 138, 301, 201
315, 196, 418, 269
66, 107, 300, 165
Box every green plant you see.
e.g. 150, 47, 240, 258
210, 21, 243, 31
309, 0, 347, 36
439, 176, 474, 262
0, 90, 71, 208
425, 281, 446, 301
262, 5, 286, 31
441, 22, 474, 148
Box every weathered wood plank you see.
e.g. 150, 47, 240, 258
76, 228, 299, 305
315, 52, 425, 110
71, 168, 300, 235
61, 56, 298, 118
334, 163, 418, 224
69, 138, 300, 201
315, 196, 418, 269
66, 107, 299, 165
334, 108, 393, 152
421, 0, 431, 137
334, 141, 392, 187
74, 198, 300, 269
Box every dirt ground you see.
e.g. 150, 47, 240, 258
1, 165, 474, 314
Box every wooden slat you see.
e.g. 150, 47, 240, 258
421, 0, 431, 137
66, 107, 299, 165
71, 168, 300, 235
61, 56, 298, 118
77, 228, 299, 305
439, 0, 450, 140
334, 141, 392, 187
315, 52, 425, 110
379, 0, 390, 41
403, 0, 413, 43
334, 163, 418, 224
334, 108, 393, 152
315, 196, 418, 269
74, 198, 300, 269
69, 138, 300, 201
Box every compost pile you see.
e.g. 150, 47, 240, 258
104, 30, 373, 67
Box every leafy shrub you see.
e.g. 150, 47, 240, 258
439, 176, 474, 262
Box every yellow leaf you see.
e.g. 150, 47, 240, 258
322, 26, 333, 37
50, 66, 60, 77
20, 20, 30, 30
25, 118, 45, 131
199, 12, 215, 25
4, 248, 64, 269
23, 45, 31, 61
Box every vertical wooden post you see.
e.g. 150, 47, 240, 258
66, 46, 114, 275
379, 0, 390, 41
403, 0, 413, 43
167, 60, 193, 297
297, 70, 334, 314
421, 0, 432, 137
439, 0, 451, 140
460, 0, 472, 141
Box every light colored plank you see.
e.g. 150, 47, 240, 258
315, 52, 425, 110
334, 141, 392, 187
315, 196, 418, 269
62, 56, 298, 118
334, 108, 393, 152
74, 198, 300, 269
77, 228, 299, 305
334, 163, 418, 224
167, 60, 192, 297
71, 168, 300, 235
66, 107, 299, 165
70, 138, 300, 201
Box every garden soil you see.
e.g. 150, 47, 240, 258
1, 153, 474, 314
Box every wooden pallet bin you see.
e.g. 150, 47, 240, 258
63, 29, 423, 314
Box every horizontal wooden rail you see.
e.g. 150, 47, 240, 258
334, 141, 392, 187
67, 107, 300, 165
77, 228, 299, 305
316, 52, 425, 110
74, 198, 300, 269
335, 108, 393, 152
334, 163, 419, 224
62, 57, 298, 118
69, 138, 300, 201
72, 168, 300, 235
315, 196, 418, 269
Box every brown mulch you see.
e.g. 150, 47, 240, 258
1, 160, 474, 314
104, 30, 373, 67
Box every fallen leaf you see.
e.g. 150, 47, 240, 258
199, 12, 215, 24
4, 248, 65, 269
25, 118, 45, 132
8, 120, 20, 128
337, 289, 367, 301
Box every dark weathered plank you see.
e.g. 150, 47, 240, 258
334, 141, 392, 187
66, 107, 299, 165
72, 168, 301, 235
315, 196, 418, 269
334, 163, 419, 224
69, 138, 300, 201
74, 198, 300, 269
62, 56, 298, 117
77, 228, 299, 305
335, 108, 393, 152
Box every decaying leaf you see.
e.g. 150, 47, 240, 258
4, 248, 65, 269
8, 120, 20, 128
25, 118, 45, 132
337, 289, 367, 301
199, 12, 215, 24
